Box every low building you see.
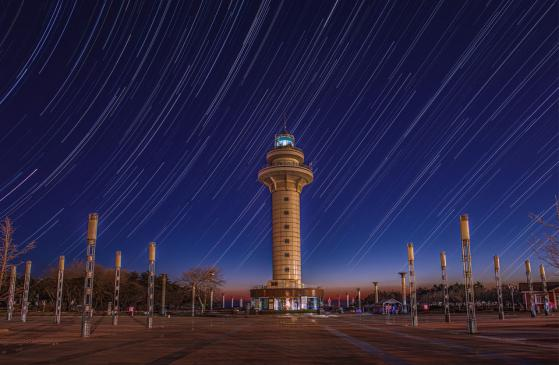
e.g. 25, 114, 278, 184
518, 281, 559, 311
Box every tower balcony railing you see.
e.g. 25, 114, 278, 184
261, 161, 313, 171
272, 145, 303, 153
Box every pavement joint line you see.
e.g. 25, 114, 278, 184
473, 334, 559, 350
318, 322, 410, 365
146, 319, 254, 365
328, 317, 529, 364
26, 318, 237, 364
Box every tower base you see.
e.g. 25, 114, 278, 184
250, 287, 324, 311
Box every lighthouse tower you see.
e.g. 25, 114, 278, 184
250, 129, 323, 311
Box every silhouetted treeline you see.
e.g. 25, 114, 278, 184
0, 261, 220, 313
362, 282, 523, 309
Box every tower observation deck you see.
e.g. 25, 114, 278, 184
250, 130, 323, 311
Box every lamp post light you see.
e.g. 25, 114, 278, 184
398, 272, 407, 314
508, 284, 516, 312
161, 273, 167, 316
460, 214, 477, 334
81, 213, 98, 337
525, 259, 535, 318
357, 288, 361, 312
440, 252, 450, 322
55, 256, 65, 324
407, 242, 418, 327
494, 256, 504, 320
146, 242, 156, 329
209, 270, 215, 313
540, 264, 549, 315
6, 265, 16, 321
21, 260, 32, 322
113, 251, 122, 325
192, 284, 196, 317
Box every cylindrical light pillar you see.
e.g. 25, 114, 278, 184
21, 260, 32, 322
113, 251, 121, 325
407, 242, 418, 327
81, 213, 98, 337
357, 288, 361, 312
398, 272, 407, 314
192, 285, 196, 317
55, 256, 65, 324
525, 259, 535, 317
494, 255, 504, 320
440, 251, 450, 322
161, 273, 167, 316
540, 264, 549, 315
373, 282, 379, 304
460, 214, 477, 334
147, 243, 156, 328
6, 265, 16, 321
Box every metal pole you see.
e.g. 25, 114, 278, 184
525, 259, 535, 317
81, 213, 98, 337
231, 296, 234, 309
210, 289, 214, 312
55, 256, 65, 324
161, 274, 167, 316
440, 251, 450, 322
346, 292, 349, 308
147, 243, 156, 328
6, 265, 16, 321
222, 293, 225, 309
407, 242, 418, 327
192, 285, 196, 317
460, 214, 477, 334
113, 251, 121, 325
494, 256, 504, 320
21, 260, 31, 322
240, 297, 243, 309
398, 272, 407, 314
540, 264, 549, 315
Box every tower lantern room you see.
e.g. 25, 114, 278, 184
274, 130, 295, 148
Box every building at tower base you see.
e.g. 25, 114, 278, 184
250, 129, 323, 311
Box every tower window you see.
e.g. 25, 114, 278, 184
284, 197, 289, 202
284, 239, 290, 243
284, 267, 289, 272
284, 210, 289, 215
284, 224, 289, 229
284, 252, 289, 257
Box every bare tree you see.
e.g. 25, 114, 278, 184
529, 197, 559, 272
0, 217, 35, 294
180, 267, 224, 311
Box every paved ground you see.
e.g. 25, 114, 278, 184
0, 312, 557, 364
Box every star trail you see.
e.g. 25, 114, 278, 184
0, 0, 557, 293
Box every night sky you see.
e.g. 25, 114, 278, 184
1, 1, 557, 295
